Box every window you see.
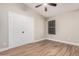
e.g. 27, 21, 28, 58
48, 20, 56, 34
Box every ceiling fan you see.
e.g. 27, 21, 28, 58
35, 3, 57, 12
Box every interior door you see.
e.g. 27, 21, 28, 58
9, 12, 34, 48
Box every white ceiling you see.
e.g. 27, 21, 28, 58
25, 3, 79, 17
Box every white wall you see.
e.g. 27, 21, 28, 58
0, 3, 45, 50
46, 11, 79, 44
0, 10, 8, 49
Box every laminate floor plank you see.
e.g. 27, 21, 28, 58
0, 40, 79, 56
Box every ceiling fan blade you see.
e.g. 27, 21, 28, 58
48, 3, 57, 6
45, 7, 47, 12
35, 4, 42, 8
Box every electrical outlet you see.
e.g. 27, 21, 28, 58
67, 37, 71, 40
78, 40, 79, 41
3, 42, 7, 46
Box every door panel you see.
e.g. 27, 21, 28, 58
9, 12, 34, 48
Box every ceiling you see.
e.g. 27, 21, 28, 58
25, 3, 79, 17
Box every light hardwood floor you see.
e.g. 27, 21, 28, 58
0, 39, 79, 56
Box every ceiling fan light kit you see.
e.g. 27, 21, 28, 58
35, 3, 57, 12
43, 3, 48, 6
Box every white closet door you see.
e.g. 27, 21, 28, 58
9, 12, 34, 48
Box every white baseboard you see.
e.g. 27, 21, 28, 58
48, 39, 79, 46
1, 38, 78, 52
0, 47, 9, 52
33, 38, 45, 42
0, 38, 45, 52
